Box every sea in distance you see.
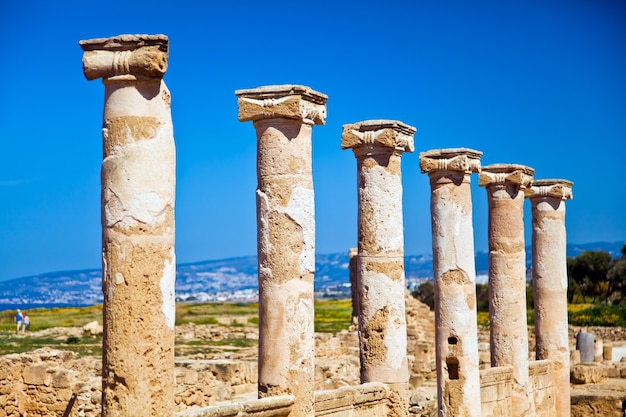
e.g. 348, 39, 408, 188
0, 303, 92, 313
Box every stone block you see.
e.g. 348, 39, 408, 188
571, 391, 626, 417
0, 382, 12, 395
56, 388, 73, 402
52, 370, 72, 388
23, 365, 50, 386
571, 363, 607, 384
606, 366, 619, 378
212, 384, 233, 402
82, 321, 103, 336
479, 351, 491, 369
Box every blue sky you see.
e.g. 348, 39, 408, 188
1, 0, 624, 281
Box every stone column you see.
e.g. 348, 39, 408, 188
479, 164, 534, 417
420, 148, 482, 417
527, 179, 573, 417
342, 120, 415, 386
236, 85, 327, 417
576, 331, 595, 363
349, 247, 359, 329
80, 35, 175, 417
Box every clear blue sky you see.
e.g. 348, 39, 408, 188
1, 0, 625, 281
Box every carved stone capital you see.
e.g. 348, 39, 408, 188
80, 34, 169, 81
235, 85, 327, 125
478, 164, 534, 188
526, 179, 573, 200
341, 120, 415, 154
419, 148, 482, 174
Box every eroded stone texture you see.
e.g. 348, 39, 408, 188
528, 360, 556, 417
419, 148, 482, 417
480, 366, 513, 417
236, 85, 327, 417
479, 164, 534, 417
349, 248, 359, 329
526, 179, 573, 417
81, 34, 176, 417
342, 120, 415, 389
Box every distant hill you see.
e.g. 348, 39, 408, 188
0, 241, 623, 311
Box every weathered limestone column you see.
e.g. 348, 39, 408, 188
236, 85, 327, 417
80, 35, 175, 417
479, 164, 534, 417
349, 247, 359, 329
527, 179, 573, 417
342, 120, 415, 386
420, 148, 482, 417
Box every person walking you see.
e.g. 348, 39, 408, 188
15, 309, 23, 333
23, 314, 30, 331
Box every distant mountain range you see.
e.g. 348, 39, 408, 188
0, 241, 623, 311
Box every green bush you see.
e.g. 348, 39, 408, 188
568, 304, 626, 327
66, 336, 80, 344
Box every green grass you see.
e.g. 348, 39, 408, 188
314, 299, 352, 333
478, 304, 626, 327
0, 305, 103, 332
0, 300, 354, 357
175, 302, 259, 326
0, 332, 103, 357
6, 299, 621, 358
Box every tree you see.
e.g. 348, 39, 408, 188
567, 257, 583, 303
411, 281, 435, 309
607, 244, 626, 304
568, 250, 612, 303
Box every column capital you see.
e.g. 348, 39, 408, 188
80, 34, 169, 81
341, 120, 415, 154
478, 164, 534, 188
419, 148, 482, 174
526, 179, 573, 200
235, 85, 327, 125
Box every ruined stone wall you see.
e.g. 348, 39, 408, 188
176, 383, 394, 417
0, 348, 259, 417
405, 292, 436, 384
528, 360, 556, 417
0, 348, 100, 417
480, 366, 513, 417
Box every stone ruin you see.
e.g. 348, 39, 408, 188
8, 32, 622, 416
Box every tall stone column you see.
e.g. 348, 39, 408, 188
80, 34, 176, 417
526, 179, 573, 417
349, 247, 359, 329
420, 148, 482, 417
479, 164, 534, 417
236, 85, 327, 417
342, 120, 415, 386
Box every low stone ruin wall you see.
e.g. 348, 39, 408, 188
0, 349, 258, 417
529, 360, 556, 417
176, 395, 295, 417
0, 348, 99, 417
176, 383, 393, 417
480, 366, 513, 417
